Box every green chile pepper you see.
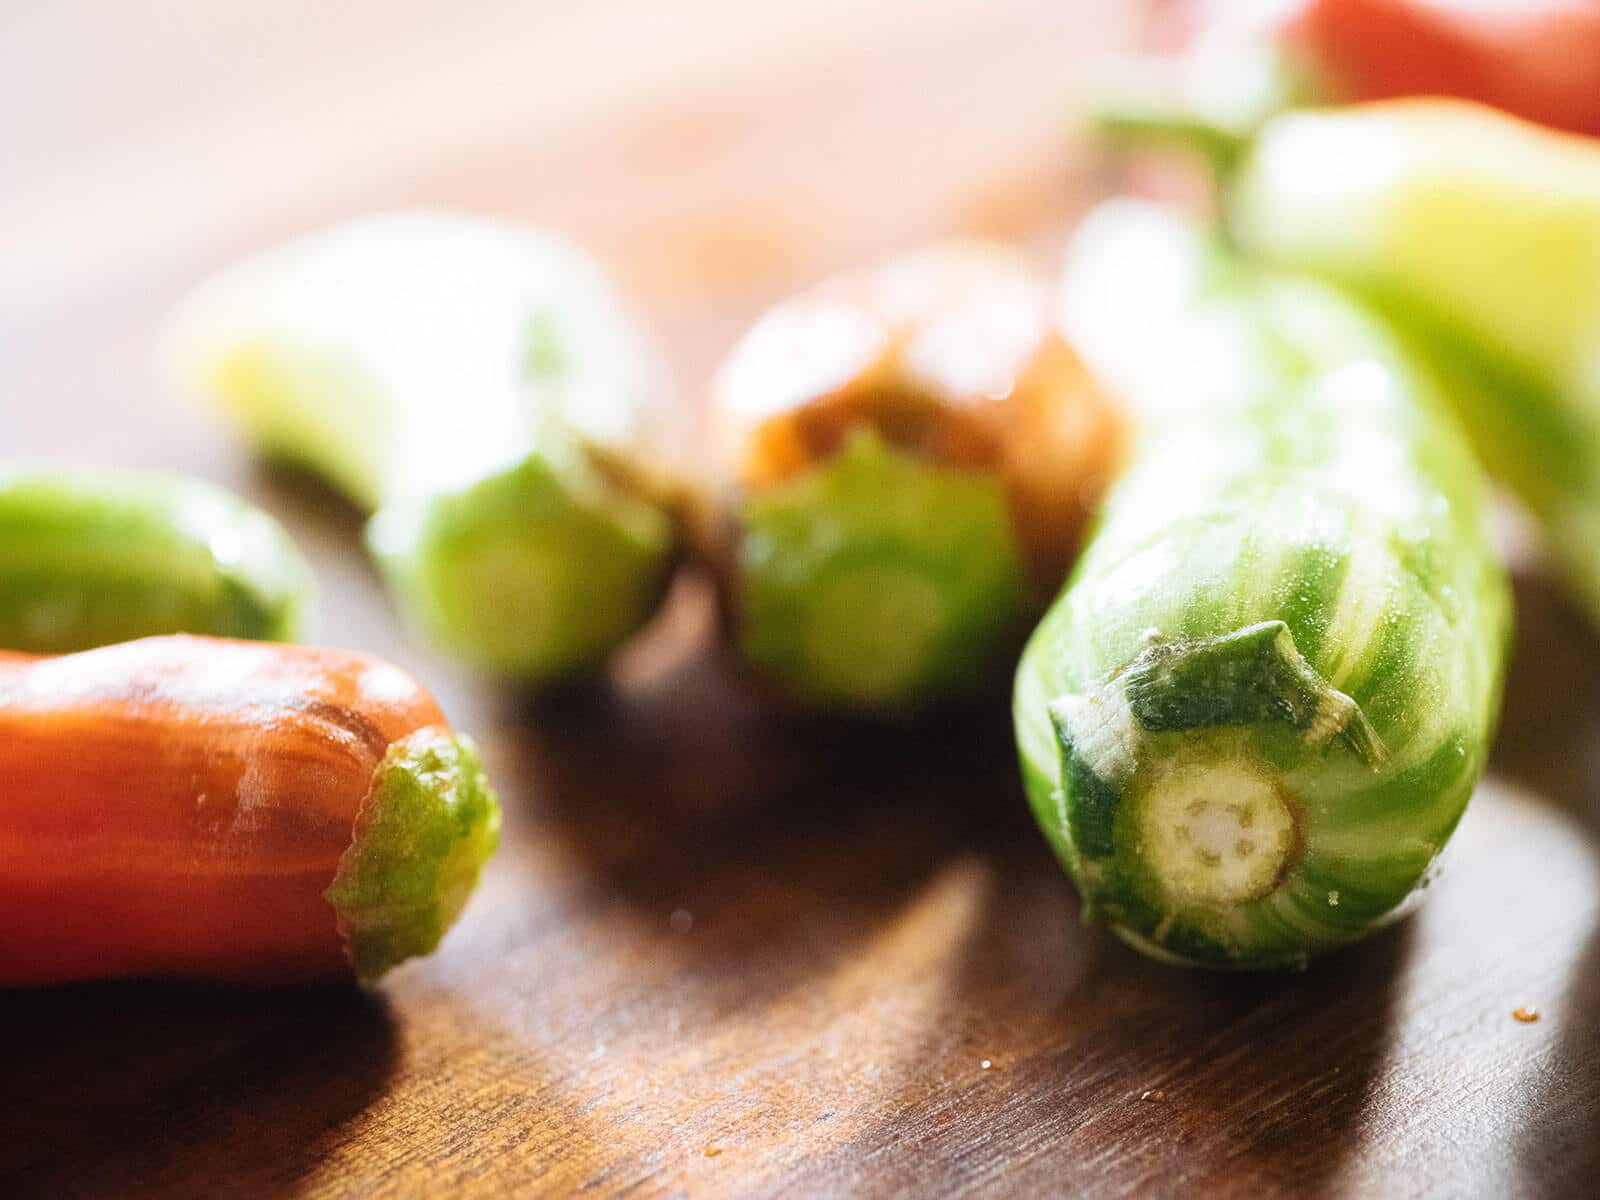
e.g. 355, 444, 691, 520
1015, 201, 1509, 969
169, 212, 691, 681
0, 466, 310, 652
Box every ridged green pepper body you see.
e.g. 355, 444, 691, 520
1015, 202, 1509, 969
1229, 100, 1600, 626
0, 467, 310, 652
169, 213, 685, 680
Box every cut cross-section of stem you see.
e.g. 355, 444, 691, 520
1137, 753, 1297, 909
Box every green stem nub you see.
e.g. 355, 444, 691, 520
736, 432, 1029, 710
1090, 45, 1319, 182
365, 453, 673, 680
325, 729, 501, 985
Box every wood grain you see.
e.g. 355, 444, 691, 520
1, 2, 1597, 1196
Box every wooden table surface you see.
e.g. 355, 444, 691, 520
3, 3, 1597, 1196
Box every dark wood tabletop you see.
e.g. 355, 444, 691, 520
2, 3, 1596, 1196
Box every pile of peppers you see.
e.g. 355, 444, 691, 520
5, 0, 1600, 985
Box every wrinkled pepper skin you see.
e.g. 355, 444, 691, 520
1229, 100, 1600, 627
0, 636, 500, 986
169, 213, 691, 681
1015, 201, 1509, 969
710, 243, 1127, 711
0, 467, 311, 653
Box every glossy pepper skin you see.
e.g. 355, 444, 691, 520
1015, 201, 1509, 969
0, 466, 311, 653
169, 212, 692, 682
1095, 1, 1600, 178
1228, 100, 1600, 628
1283, 0, 1600, 138
709, 242, 1127, 711
0, 636, 500, 986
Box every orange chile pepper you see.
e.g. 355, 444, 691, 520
0, 636, 499, 986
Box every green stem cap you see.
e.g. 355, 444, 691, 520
1090, 44, 1324, 181
325, 728, 502, 985
365, 451, 673, 680
736, 431, 1029, 710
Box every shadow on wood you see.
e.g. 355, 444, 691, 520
1497, 569, 1600, 1196
1493, 568, 1600, 822
491, 594, 1415, 1197
499, 608, 1049, 992
0, 983, 396, 1197
249, 457, 372, 549
1514, 915, 1600, 1198
775, 915, 1414, 1197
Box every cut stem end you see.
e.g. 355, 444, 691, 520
326, 728, 501, 985
1138, 753, 1297, 909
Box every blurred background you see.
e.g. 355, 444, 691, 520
2, 0, 1159, 720
2, 1, 1150, 457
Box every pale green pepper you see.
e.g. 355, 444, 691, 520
169, 213, 692, 680
0, 466, 310, 652
1228, 100, 1600, 628
1015, 201, 1509, 968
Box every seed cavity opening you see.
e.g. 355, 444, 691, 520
1137, 755, 1298, 908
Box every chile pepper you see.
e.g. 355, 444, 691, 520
1096, 0, 1600, 180
0, 636, 499, 986
169, 213, 693, 682
0, 466, 312, 653
1017, 200, 1509, 968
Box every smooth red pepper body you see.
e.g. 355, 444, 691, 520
0, 637, 448, 985
1290, 0, 1600, 137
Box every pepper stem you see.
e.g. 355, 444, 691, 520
1047, 621, 1383, 918
1136, 752, 1297, 908
325, 728, 501, 985
1089, 43, 1321, 184
737, 431, 1028, 709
